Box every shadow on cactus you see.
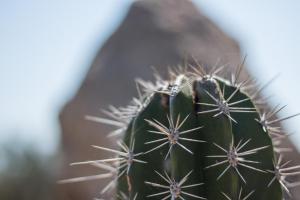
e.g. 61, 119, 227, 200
59, 61, 300, 200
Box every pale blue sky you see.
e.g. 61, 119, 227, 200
0, 0, 299, 154
0, 0, 132, 154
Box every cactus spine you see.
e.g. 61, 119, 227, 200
59, 64, 300, 200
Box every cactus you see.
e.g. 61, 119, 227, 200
59, 63, 300, 200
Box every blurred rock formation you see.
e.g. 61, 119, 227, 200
58, 0, 300, 199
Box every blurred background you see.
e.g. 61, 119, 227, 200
0, 0, 299, 199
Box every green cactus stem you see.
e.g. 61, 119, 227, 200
59, 64, 300, 200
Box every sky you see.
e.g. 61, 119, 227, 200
0, 0, 299, 154
0, 0, 132, 154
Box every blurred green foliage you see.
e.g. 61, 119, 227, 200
0, 144, 56, 200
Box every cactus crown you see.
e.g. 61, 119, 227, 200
59, 62, 300, 200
